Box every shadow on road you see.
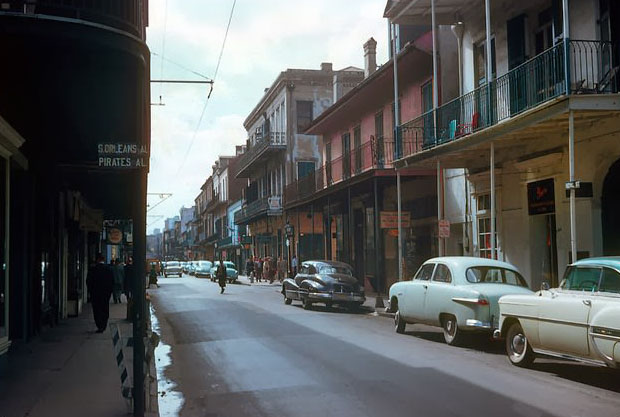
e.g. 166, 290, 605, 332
528, 361, 620, 393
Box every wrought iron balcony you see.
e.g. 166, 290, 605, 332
234, 195, 282, 225
236, 132, 286, 178
2, 0, 146, 39
400, 39, 618, 156
285, 139, 406, 206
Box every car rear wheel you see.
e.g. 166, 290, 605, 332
283, 292, 292, 305
395, 310, 406, 334
505, 321, 534, 367
442, 315, 465, 346
302, 297, 312, 310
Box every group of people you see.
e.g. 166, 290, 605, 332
245, 255, 296, 283
86, 254, 135, 333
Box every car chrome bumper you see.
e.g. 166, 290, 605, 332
307, 292, 365, 303
465, 319, 493, 329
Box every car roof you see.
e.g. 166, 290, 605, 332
423, 256, 521, 272
304, 260, 352, 269
571, 257, 620, 268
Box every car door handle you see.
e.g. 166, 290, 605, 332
423, 285, 428, 289
582, 299, 591, 306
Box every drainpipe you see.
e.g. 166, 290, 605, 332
431, 0, 439, 144
391, 21, 401, 159
490, 141, 496, 259
569, 111, 577, 263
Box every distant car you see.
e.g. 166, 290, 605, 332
164, 261, 183, 277
388, 257, 533, 346
194, 261, 213, 279
210, 261, 239, 283
282, 260, 365, 310
497, 257, 620, 369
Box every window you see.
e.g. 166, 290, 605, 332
353, 125, 362, 173
474, 38, 496, 86
374, 112, 385, 165
325, 142, 332, 183
433, 264, 452, 283
466, 267, 528, 287
319, 265, 352, 275
296, 101, 313, 133
414, 263, 435, 281
562, 267, 601, 291
297, 161, 315, 180
342, 132, 351, 179
476, 193, 497, 259
600, 268, 620, 293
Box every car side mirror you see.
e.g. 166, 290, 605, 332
540, 281, 550, 291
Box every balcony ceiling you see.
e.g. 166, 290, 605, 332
384, 0, 481, 25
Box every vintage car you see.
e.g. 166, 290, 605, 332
497, 257, 620, 368
388, 257, 533, 346
209, 261, 239, 283
187, 262, 197, 276
163, 260, 182, 277
282, 260, 365, 310
194, 261, 213, 278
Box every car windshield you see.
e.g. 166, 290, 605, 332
224, 262, 236, 269
319, 265, 352, 275
167, 261, 180, 267
466, 266, 528, 287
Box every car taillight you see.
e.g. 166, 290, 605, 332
477, 298, 489, 306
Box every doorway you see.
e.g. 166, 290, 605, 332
530, 214, 559, 288
602, 159, 620, 255
353, 210, 365, 284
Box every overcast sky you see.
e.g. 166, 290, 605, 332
146, 0, 389, 234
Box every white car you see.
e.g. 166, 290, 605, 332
497, 257, 620, 368
388, 257, 533, 345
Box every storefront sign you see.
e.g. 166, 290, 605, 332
439, 219, 450, 238
268, 196, 282, 210
527, 178, 555, 215
380, 211, 410, 229
107, 228, 123, 244
97, 143, 148, 169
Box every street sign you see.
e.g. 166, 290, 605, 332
97, 142, 149, 169
439, 219, 450, 238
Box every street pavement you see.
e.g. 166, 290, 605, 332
150, 274, 620, 417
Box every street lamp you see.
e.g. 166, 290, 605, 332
284, 221, 294, 277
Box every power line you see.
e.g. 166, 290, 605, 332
175, 0, 237, 176
152, 52, 211, 81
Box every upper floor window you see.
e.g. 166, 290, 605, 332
296, 101, 313, 133
297, 161, 315, 180
474, 38, 496, 86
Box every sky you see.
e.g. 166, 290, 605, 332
146, 0, 389, 234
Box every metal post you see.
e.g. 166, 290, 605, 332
562, 0, 571, 94
348, 187, 353, 265
490, 142, 496, 260
397, 170, 403, 281
431, 0, 439, 143
132, 170, 147, 416
310, 204, 314, 259
374, 178, 384, 308
437, 159, 443, 256
569, 110, 577, 262
391, 22, 401, 159
485, 0, 493, 126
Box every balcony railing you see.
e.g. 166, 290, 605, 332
234, 195, 283, 225
4, 0, 146, 38
400, 39, 618, 158
236, 132, 286, 177
285, 139, 408, 205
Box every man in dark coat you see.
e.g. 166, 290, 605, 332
217, 259, 227, 294
87, 254, 114, 333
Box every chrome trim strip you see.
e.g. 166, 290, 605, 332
501, 313, 589, 327
532, 348, 607, 367
591, 326, 620, 339
452, 297, 480, 304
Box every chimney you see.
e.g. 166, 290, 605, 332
321, 62, 333, 72
363, 37, 377, 78
333, 73, 343, 103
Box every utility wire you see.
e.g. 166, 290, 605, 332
152, 52, 212, 81
175, 0, 236, 176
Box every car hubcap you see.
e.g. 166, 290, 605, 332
446, 320, 455, 335
511, 334, 526, 355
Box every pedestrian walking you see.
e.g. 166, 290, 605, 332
216, 259, 227, 294
263, 257, 271, 283
277, 256, 287, 282
87, 254, 114, 333
246, 256, 255, 283
292, 254, 298, 277
149, 263, 160, 288
112, 258, 125, 303
256, 257, 263, 282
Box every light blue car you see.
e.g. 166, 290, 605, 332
388, 257, 534, 346
209, 261, 239, 283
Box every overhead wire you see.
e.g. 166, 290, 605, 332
175, 0, 237, 176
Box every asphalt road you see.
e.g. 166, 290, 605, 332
150, 275, 620, 417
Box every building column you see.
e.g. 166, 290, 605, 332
391, 22, 401, 159
490, 141, 496, 259
568, 110, 577, 262
374, 178, 384, 307
397, 170, 403, 281
437, 159, 444, 256
431, 0, 439, 143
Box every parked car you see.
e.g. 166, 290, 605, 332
188, 262, 197, 276
164, 260, 183, 277
388, 257, 533, 346
282, 260, 365, 310
210, 261, 239, 283
194, 261, 213, 279
497, 257, 620, 369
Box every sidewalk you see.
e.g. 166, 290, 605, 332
0, 301, 142, 417
236, 275, 393, 316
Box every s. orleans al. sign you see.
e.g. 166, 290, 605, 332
97, 143, 149, 169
